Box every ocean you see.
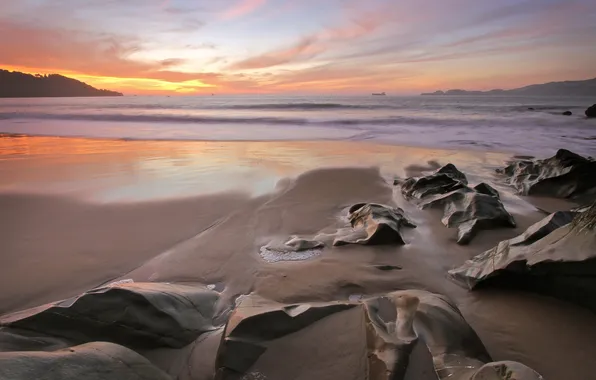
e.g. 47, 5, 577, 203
1, 95, 595, 156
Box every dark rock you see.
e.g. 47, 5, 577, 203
497, 149, 596, 199
0, 327, 70, 352
214, 291, 542, 380
0, 282, 219, 349
473, 182, 500, 199
333, 203, 416, 246
449, 204, 596, 312
401, 164, 468, 200
528, 107, 535, 110
562, 110, 573, 116
374, 265, 403, 271
0, 342, 171, 380
421, 187, 516, 244
586, 104, 596, 118
398, 165, 514, 244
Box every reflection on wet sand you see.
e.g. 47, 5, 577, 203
0, 135, 510, 201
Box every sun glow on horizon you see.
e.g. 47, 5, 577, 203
1, 0, 595, 95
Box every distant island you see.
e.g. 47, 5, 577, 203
0, 69, 123, 98
422, 77, 596, 97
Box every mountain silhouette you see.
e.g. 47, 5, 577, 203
0, 69, 123, 98
422, 78, 596, 96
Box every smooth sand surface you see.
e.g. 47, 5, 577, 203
1, 136, 595, 380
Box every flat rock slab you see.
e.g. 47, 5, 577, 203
497, 149, 596, 199
0, 282, 219, 349
214, 291, 542, 380
0, 342, 172, 380
450, 204, 596, 312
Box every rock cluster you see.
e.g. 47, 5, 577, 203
450, 203, 596, 312
398, 164, 515, 244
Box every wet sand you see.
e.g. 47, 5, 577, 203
0, 136, 594, 380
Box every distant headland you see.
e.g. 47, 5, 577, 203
0, 69, 123, 98
422, 78, 596, 97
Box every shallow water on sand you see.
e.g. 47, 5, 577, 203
1, 136, 594, 380
0, 135, 515, 202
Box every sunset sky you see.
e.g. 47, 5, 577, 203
1, 0, 595, 94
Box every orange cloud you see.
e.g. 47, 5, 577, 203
221, 0, 266, 20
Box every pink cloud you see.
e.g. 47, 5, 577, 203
228, 36, 324, 70
221, 0, 266, 20
228, 5, 394, 70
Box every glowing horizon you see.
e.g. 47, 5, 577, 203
1, 0, 595, 95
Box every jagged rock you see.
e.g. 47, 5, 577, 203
0, 283, 219, 349
421, 185, 516, 244
397, 165, 514, 244
400, 164, 468, 200
0, 342, 171, 380
562, 111, 572, 116
497, 149, 596, 198
449, 204, 596, 312
333, 203, 416, 246
586, 104, 596, 118
214, 291, 542, 380
473, 182, 500, 199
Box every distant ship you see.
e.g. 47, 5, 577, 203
372, 92, 386, 96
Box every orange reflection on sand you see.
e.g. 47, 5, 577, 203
0, 135, 510, 201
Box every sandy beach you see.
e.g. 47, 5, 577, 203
1, 135, 594, 379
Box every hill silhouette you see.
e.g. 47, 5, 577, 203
422, 78, 596, 96
0, 69, 123, 98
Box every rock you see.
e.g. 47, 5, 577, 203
586, 104, 596, 118
0, 282, 219, 349
259, 236, 324, 263
449, 204, 596, 312
562, 110, 572, 116
528, 107, 535, 110
400, 164, 468, 200
374, 265, 402, 271
333, 203, 416, 246
407, 290, 542, 380
420, 186, 516, 245
497, 149, 596, 199
397, 165, 514, 244
473, 182, 500, 199
0, 342, 171, 380
0, 327, 70, 352
214, 291, 542, 380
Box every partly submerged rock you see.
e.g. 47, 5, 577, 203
214, 291, 542, 380
400, 164, 468, 200
497, 149, 596, 199
562, 110, 572, 116
333, 203, 416, 246
449, 204, 596, 312
421, 185, 516, 245
259, 236, 324, 263
586, 104, 596, 118
0, 342, 171, 380
0, 282, 219, 349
